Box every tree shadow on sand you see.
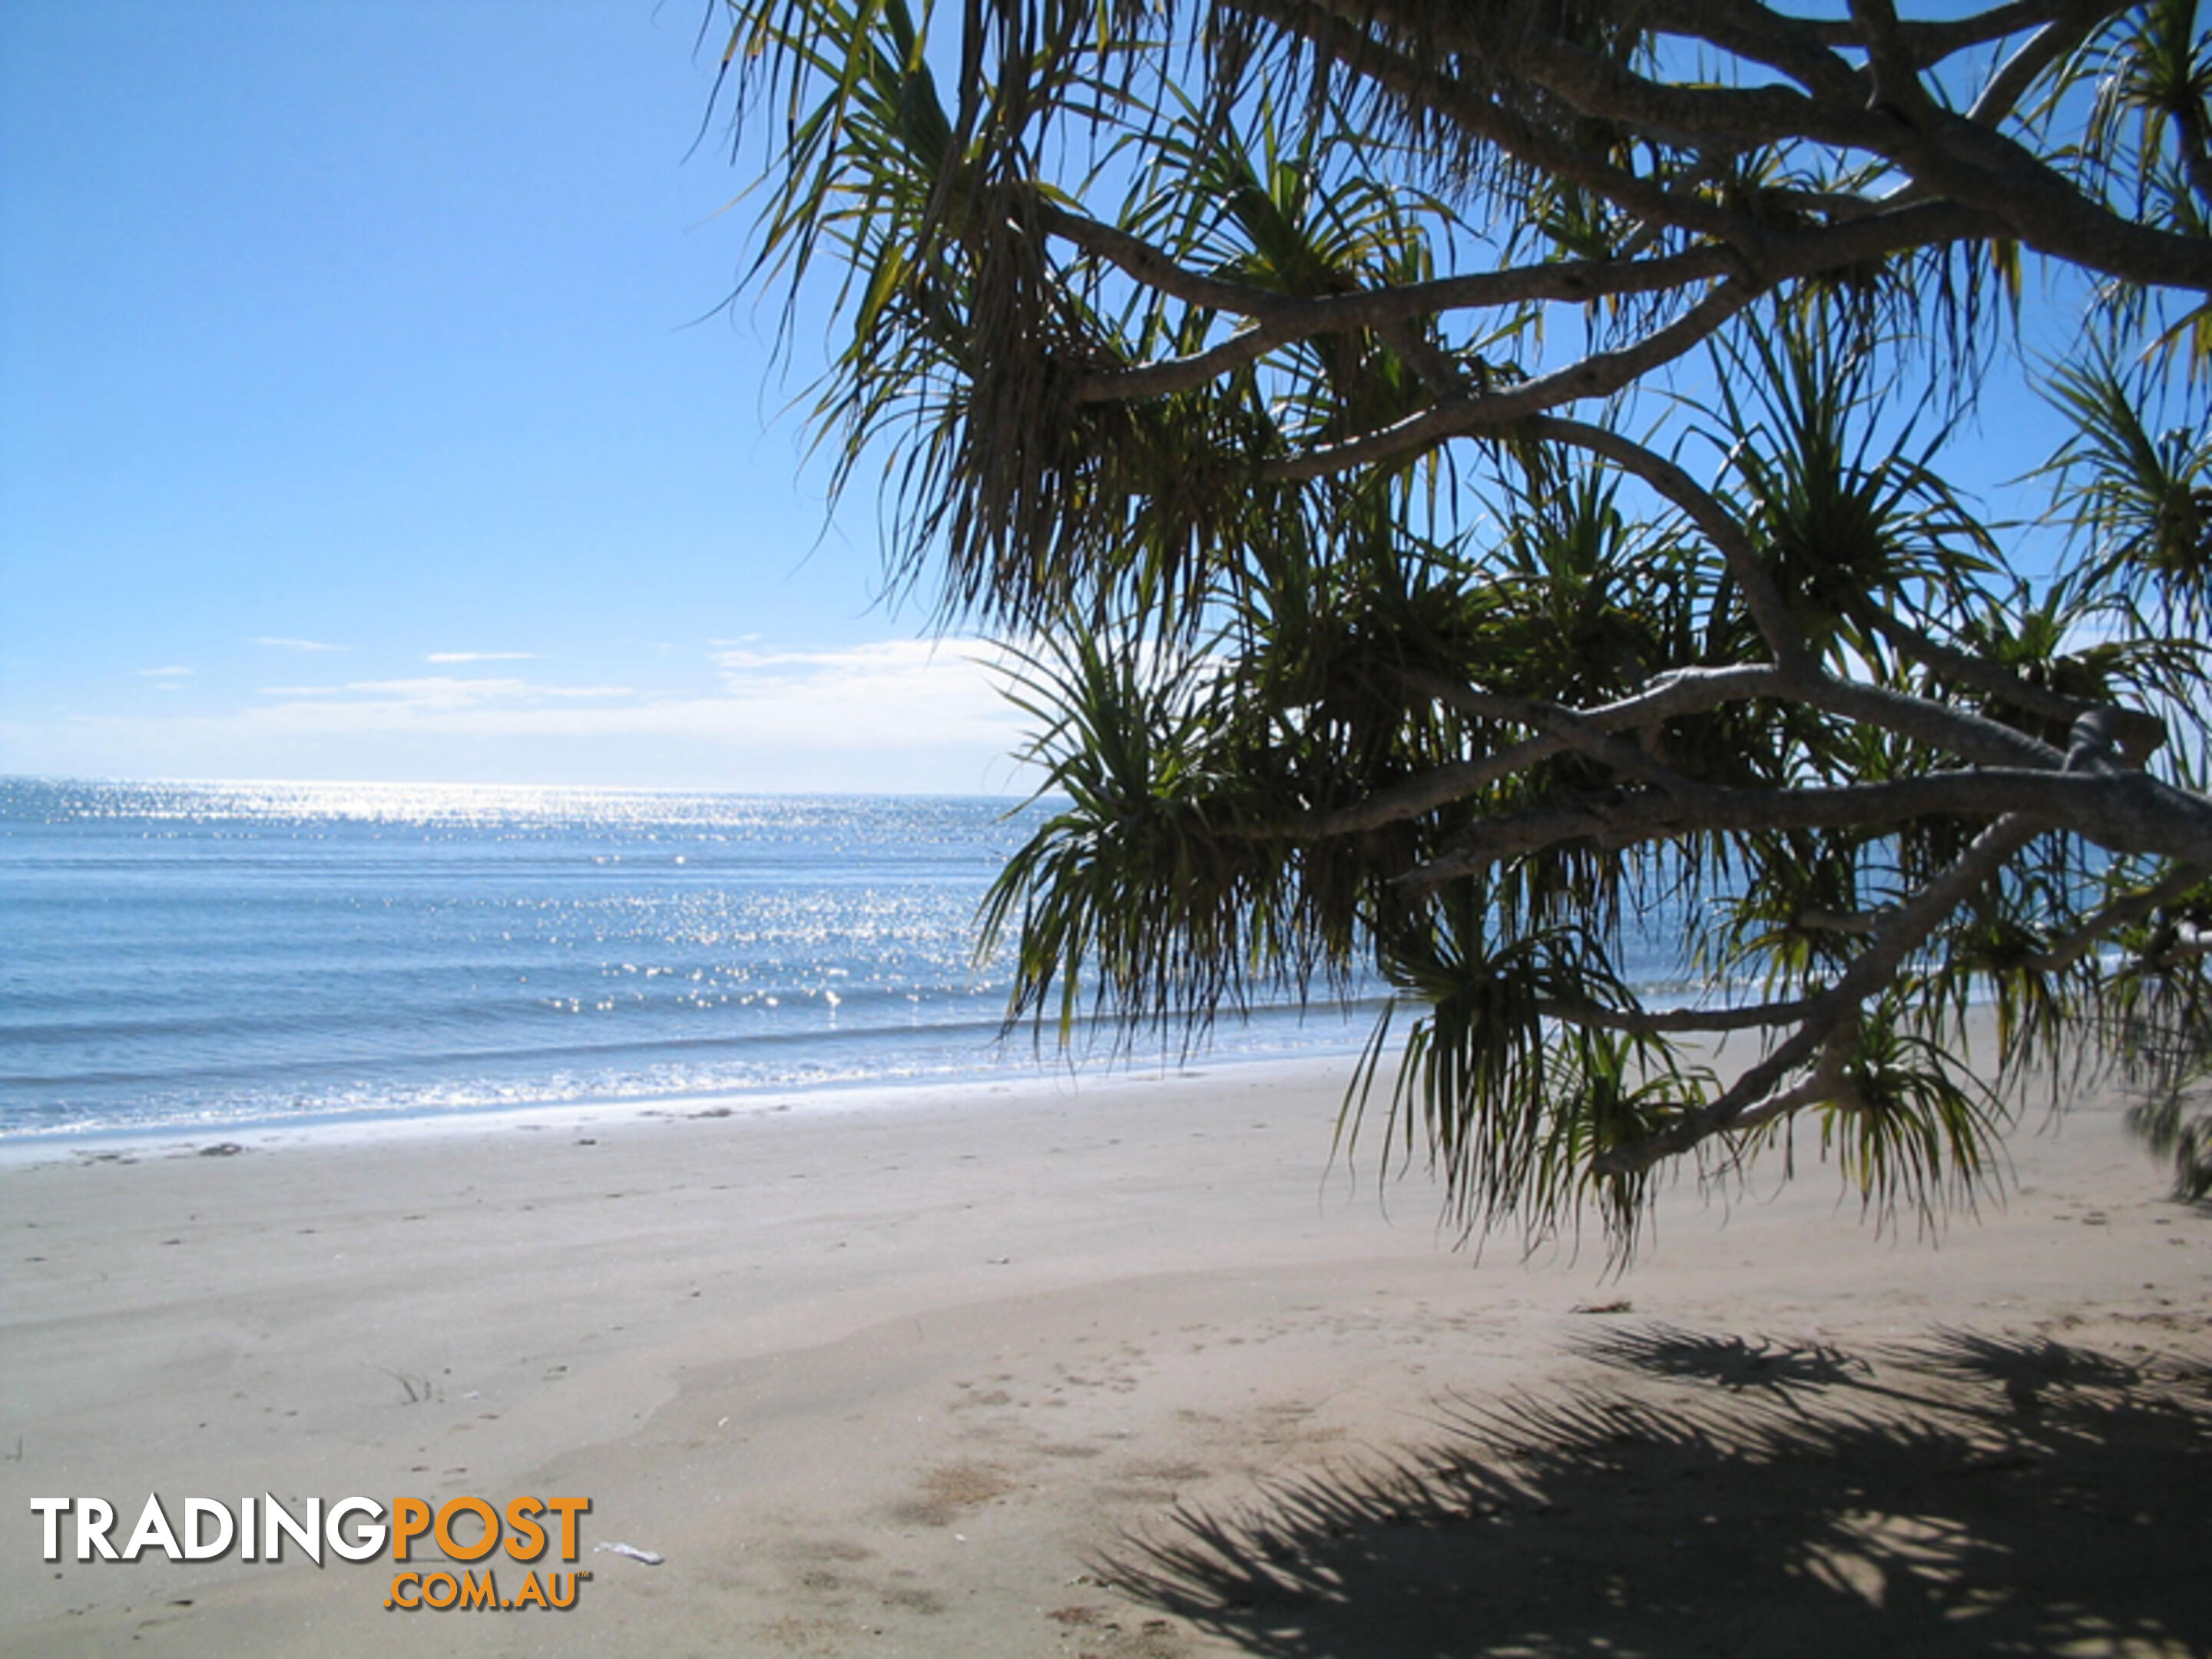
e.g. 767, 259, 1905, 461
1097, 1326, 2212, 1657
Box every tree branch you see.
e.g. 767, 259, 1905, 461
1063, 240, 1740, 403
1227, 0, 1770, 240
1857, 607, 2103, 727
1068, 200, 1995, 406
1594, 811, 2045, 1174
1968, 4, 2118, 127
1497, 23, 1902, 154
1525, 413, 1808, 667
1794, 0, 2123, 65
1432, 4, 2212, 293
1262, 280, 1760, 481
1033, 199, 1293, 320
2029, 863, 2207, 971
1300, 657, 2079, 842
1400, 668, 1714, 796
1298, 665, 1787, 836
1788, 674, 2069, 771
1880, 106, 2212, 293
1535, 993, 1823, 1034
1405, 767, 2212, 889
1852, 0, 1945, 127
1523, 420, 2097, 773
1637, 0, 1866, 103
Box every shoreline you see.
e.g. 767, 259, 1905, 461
0, 1044, 1372, 1170
1, 976, 2020, 1172
3, 1049, 2207, 1656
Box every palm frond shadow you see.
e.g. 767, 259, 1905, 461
1883, 1326, 2147, 1406
1571, 1322, 1873, 1404
1095, 1326, 2212, 1657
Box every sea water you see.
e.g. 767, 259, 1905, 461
2, 777, 1715, 1145
0, 778, 1406, 1144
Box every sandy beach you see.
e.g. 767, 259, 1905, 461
3, 1051, 2207, 1657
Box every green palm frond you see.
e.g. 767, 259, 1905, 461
1350, 879, 1710, 1250
1815, 1004, 2009, 1232
979, 625, 1321, 1048
1705, 314, 2000, 667
2039, 349, 2212, 631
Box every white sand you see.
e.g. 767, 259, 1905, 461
2, 1052, 2207, 1657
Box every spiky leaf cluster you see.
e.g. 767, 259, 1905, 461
713, 0, 2212, 1247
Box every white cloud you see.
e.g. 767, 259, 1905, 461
711, 637, 1015, 717
425, 651, 538, 664
255, 637, 346, 653
4, 637, 1036, 793
253, 677, 635, 708
328, 677, 635, 707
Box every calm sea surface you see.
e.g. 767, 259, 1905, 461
2, 778, 1396, 1143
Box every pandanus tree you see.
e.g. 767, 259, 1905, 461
709, 0, 2212, 1244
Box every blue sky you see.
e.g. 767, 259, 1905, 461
2, 2, 2091, 795
0, 0, 1029, 792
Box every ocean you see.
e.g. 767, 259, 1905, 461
0, 778, 1396, 1145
